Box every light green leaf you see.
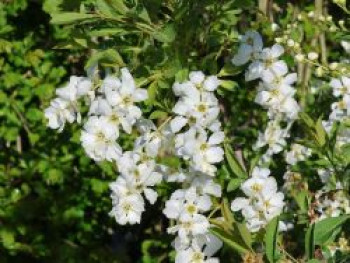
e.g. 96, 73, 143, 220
152, 24, 176, 43
50, 12, 97, 25
265, 217, 279, 263
314, 215, 349, 245
210, 227, 249, 255
220, 80, 238, 91
224, 144, 247, 178
227, 178, 244, 192
305, 223, 315, 260
85, 49, 124, 70
149, 110, 168, 120
218, 63, 242, 77
235, 222, 252, 251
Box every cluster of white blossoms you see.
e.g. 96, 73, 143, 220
232, 30, 300, 163
285, 143, 312, 165
45, 68, 224, 261
231, 167, 285, 232
44, 76, 92, 132
163, 72, 224, 262
229, 31, 295, 231
314, 190, 350, 221
322, 76, 350, 146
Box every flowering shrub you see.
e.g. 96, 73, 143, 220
32, 0, 350, 262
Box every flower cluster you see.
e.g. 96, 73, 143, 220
323, 76, 350, 147
285, 143, 312, 165
44, 76, 92, 131
231, 167, 285, 232
45, 68, 224, 261
163, 72, 224, 261
232, 30, 300, 163
314, 190, 350, 222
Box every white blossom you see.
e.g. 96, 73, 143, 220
81, 116, 122, 161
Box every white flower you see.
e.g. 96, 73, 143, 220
171, 91, 220, 133
231, 168, 285, 232
163, 187, 212, 220
105, 68, 148, 121
80, 116, 122, 161
285, 143, 312, 165
134, 119, 172, 157
330, 77, 350, 97
177, 129, 224, 176
167, 214, 210, 242
56, 76, 92, 102
89, 97, 134, 134
254, 120, 288, 155
44, 98, 77, 132
329, 95, 350, 120
232, 31, 263, 66
109, 193, 145, 225
341, 40, 350, 54
255, 191, 285, 221
120, 160, 162, 204
255, 82, 297, 118
246, 44, 287, 81
174, 233, 222, 262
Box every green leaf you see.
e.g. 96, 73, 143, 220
152, 24, 176, 43
149, 110, 168, 120
50, 12, 97, 25
96, 0, 118, 16
221, 198, 234, 228
210, 227, 249, 255
0, 230, 15, 249
224, 144, 247, 178
315, 118, 326, 147
104, 0, 128, 14
227, 178, 244, 192
300, 112, 315, 128
85, 49, 124, 70
305, 223, 315, 259
235, 222, 252, 250
292, 190, 309, 212
218, 63, 242, 77
220, 80, 238, 91
89, 28, 125, 37
314, 215, 349, 245
265, 217, 279, 263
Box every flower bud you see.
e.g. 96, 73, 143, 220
330, 25, 337, 32
287, 39, 295, 47
275, 37, 283, 43
329, 62, 338, 70
295, 54, 305, 62
316, 67, 323, 77
308, 52, 319, 61
271, 23, 279, 32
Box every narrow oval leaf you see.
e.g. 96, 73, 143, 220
265, 217, 279, 263
51, 12, 97, 25
314, 215, 349, 245
224, 144, 247, 178
305, 223, 315, 259
210, 227, 249, 255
